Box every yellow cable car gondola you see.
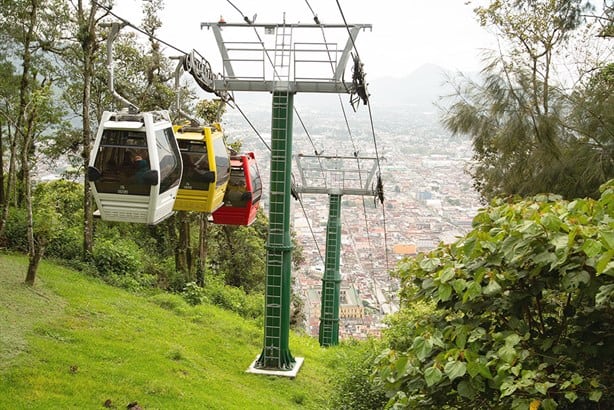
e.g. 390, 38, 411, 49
173, 122, 230, 213
87, 110, 183, 224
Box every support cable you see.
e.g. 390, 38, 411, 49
304, 2, 377, 265
223, 3, 329, 193
93, 0, 187, 55
334, 0, 390, 271
297, 194, 325, 267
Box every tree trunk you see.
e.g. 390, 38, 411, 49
79, 0, 97, 258
18, 0, 38, 285
175, 211, 191, 282
0, 122, 4, 206
197, 214, 208, 286
0, 111, 18, 241
81, 40, 94, 257
25, 239, 46, 286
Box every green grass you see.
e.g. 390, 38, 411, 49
0, 253, 335, 409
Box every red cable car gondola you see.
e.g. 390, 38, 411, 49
212, 152, 262, 226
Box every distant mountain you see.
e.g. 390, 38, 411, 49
368, 63, 456, 110
215, 63, 473, 112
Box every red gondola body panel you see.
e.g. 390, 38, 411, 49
212, 152, 262, 226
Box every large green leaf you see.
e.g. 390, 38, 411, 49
483, 278, 502, 296
444, 360, 466, 381
498, 344, 517, 363
412, 336, 433, 361
424, 366, 442, 387
438, 283, 452, 301
601, 230, 614, 249
457, 379, 476, 399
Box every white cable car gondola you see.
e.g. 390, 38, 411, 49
87, 109, 183, 224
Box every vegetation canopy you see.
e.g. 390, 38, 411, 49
375, 179, 614, 409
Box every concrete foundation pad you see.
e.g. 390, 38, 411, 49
245, 357, 304, 378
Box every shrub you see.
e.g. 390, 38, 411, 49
46, 225, 82, 260
327, 339, 388, 410
92, 238, 143, 277
377, 180, 614, 409
204, 281, 264, 320
2, 207, 28, 251
181, 280, 264, 321
182, 282, 206, 306
91, 238, 154, 290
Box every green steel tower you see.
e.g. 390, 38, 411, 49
200, 20, 371, 373
294, 155, 381, 346
320, 192, 342, 346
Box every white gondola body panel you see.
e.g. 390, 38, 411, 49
88, 110, 183, 225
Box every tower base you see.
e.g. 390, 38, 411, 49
246, 356, 304, 378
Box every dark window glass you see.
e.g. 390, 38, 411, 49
213, 137, 230, 187
156, 127, 182, 193
225, 165, 248, 208
178, 140, 212, 190
92, 129, 150, 196
250, 163, 262, 203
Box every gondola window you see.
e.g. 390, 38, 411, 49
156, 127, 182, 193
93, 130, 150, 196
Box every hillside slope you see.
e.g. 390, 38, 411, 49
0, 254, 334, 409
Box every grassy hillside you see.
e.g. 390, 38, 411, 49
0, 253, 334, 409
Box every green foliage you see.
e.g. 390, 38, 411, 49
181, 281, 206, 306
208, 214, 267, 293
2, 207, 28, 251
195, 99, 226, 124
378, 180, 614, 409
181, 280, 264, 321
33, 180, 84, 259
91, 238, 155, 291
443, 0, 611, 201
328, 339, 388, 410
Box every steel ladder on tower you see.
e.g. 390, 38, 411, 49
262, 21, 294, 368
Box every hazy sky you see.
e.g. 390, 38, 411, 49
113, 0, 495, 79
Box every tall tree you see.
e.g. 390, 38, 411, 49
58, 0, 112, 257
0, 0, 70, 284
442, 0, 612, 200
73, 1, 109, 257
0, 58, 19, 241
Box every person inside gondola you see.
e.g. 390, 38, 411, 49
193, 154, 209, 175
134, 153, 149, 184
225, 174, 250, 208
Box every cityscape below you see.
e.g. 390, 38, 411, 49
223, 97, 482, 340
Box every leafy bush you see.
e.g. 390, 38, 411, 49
46, 225, 82, 260
181, 280, 264, 321
91, 238, 154, 290
92, 238, 143, 276
205, 282, 263, 320
2, 207, 28, 251
327, 339, 388, 410
377, 180, 614, 409
182, 282, 206, 306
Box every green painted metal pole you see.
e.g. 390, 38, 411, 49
255, 90, 295, 370
319, 193, 342, 346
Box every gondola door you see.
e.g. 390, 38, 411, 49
88, 110, 182, 224
212, 152, 262, 226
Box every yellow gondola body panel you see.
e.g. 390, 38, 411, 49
173, 124, 230, 213
88, 110, 183, 225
